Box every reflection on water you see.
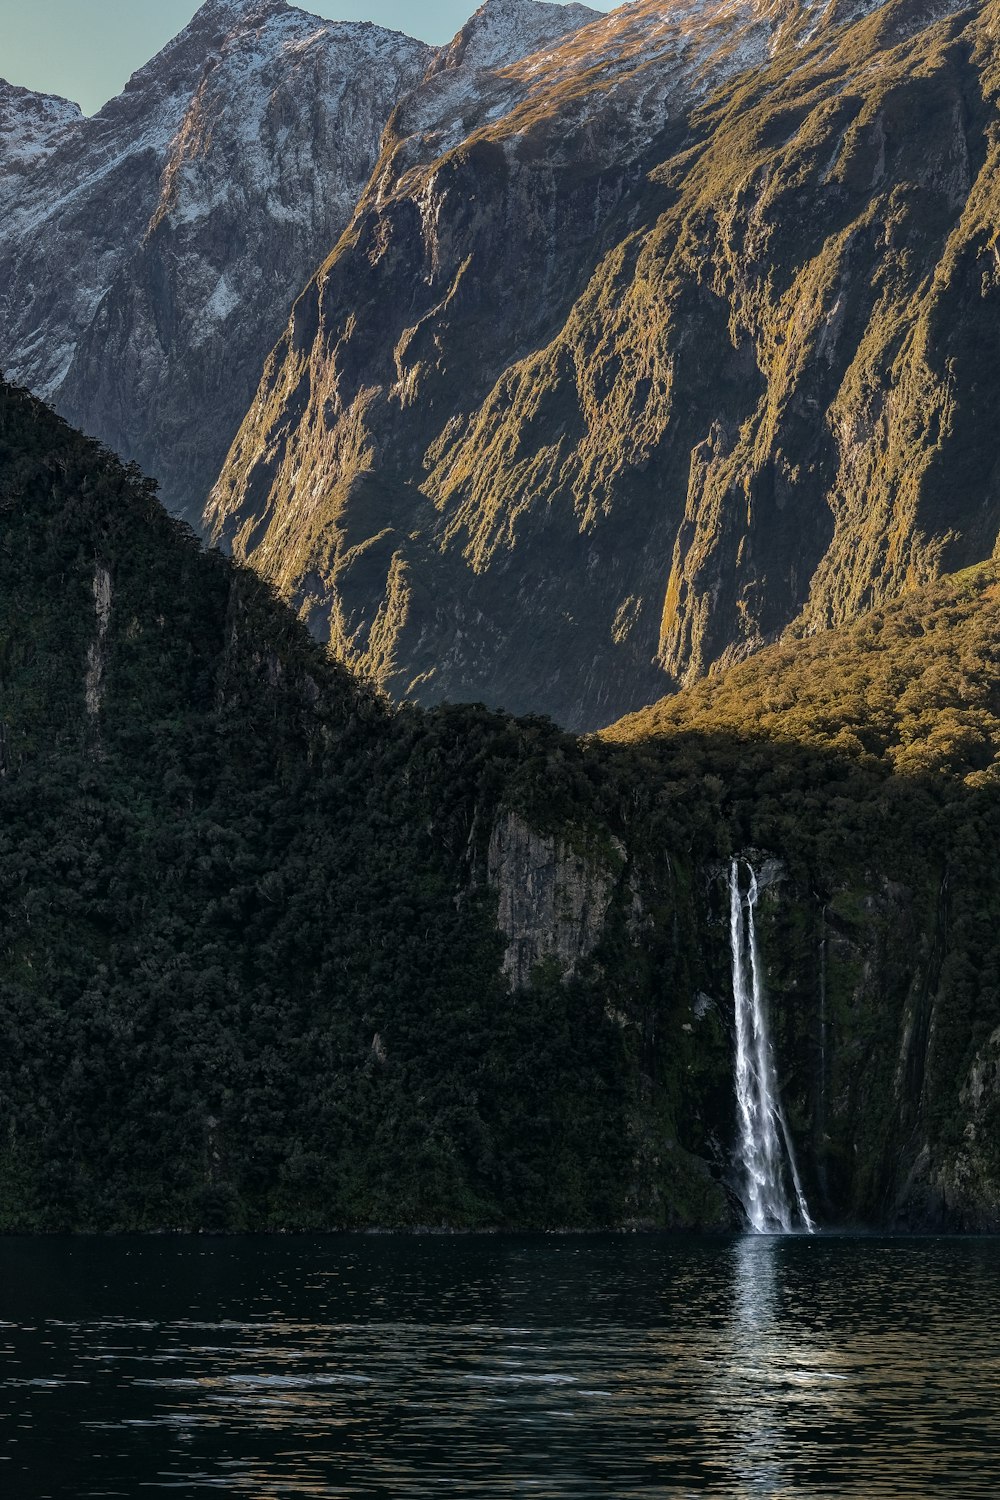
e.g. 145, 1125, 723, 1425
2, 1233, 999, 1496
728, 1236, 787, 1496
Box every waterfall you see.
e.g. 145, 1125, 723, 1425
729, 860, 815, 1234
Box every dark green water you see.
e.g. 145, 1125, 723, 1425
1, 1233, 998, 1497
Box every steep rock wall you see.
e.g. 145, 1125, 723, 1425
210, 0, 1000, 730
487, 809, 623, 987
0, 0, 432, 525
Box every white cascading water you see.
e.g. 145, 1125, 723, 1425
729, 860, 815, 1234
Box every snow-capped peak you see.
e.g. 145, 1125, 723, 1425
188, 0, 286, 25
431, 0, 601, 75
0, 80, 82, 172
0, 0, 432, 522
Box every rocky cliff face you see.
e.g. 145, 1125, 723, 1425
944, 1027, 1000, 1226
604, 562, 1000, 1228
487, 809, 623, 987
209, 0, 1000, 729
0, 0, 432, 525
478, 796, 1000, 1232
426, 0, 599, 76
0, 81, 82, 173
729, 856, 1000, 1233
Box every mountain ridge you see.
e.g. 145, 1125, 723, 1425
5, 0, 1000, 737
0, 1, 435, 523
208, 0, 992, 729
427, 0, 601, 75
0, 81, 81, 173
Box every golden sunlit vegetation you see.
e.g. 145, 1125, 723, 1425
608, 564, 1000, 787
211, 0, 1000, 731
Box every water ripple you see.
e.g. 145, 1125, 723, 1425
1, 1234, 999, 1495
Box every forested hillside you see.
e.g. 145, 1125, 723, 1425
0, 378, 652, 1232
3, 379, 1000, 1232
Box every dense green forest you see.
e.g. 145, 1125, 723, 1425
0, 377, 693, 1233
611, 567, 1000, 784
2, 377, 1000, 1232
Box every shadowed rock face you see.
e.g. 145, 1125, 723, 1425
0, 81, 82, 172
0, 0, 433, 526
488, 809, 623, 987
209, 0, 1000, 730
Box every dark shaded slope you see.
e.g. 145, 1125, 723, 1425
0, 379, 654, 1232
5, 380, 1000, 1231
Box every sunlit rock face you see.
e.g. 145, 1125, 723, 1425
6, 0, 999, 732
210, 0, 997, 730
0, 0, 432, 525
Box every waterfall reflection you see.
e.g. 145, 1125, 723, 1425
732, 1232, 778, 1342
725, 1235, 791, 1496
720, 1236, 878, 1498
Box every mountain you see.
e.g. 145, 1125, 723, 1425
0, 0, 432, 526
427, 0, 600, 72
0, 0, 605, 533
209, 0, 1000, 729
2, 377, 1000, 1232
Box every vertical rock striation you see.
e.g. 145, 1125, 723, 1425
210, 0, 1000, 729
487, 809, 623, 988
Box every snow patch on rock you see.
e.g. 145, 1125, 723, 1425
0, 80, 82, 173
430, 0, 600, 75
0, 1, 431, 522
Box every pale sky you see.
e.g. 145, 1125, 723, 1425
0, 0, 615, 115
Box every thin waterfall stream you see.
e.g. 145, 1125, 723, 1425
729, 859, 815, 1234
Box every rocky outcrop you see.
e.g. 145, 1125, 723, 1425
906, 1028, 1000, 1229
0, 0, 432, 525
487, 809, 623, 987
84, 563, 112, 722
427, 0, 599, 77
0, 81, 81, 174
210, 0, 999, 730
